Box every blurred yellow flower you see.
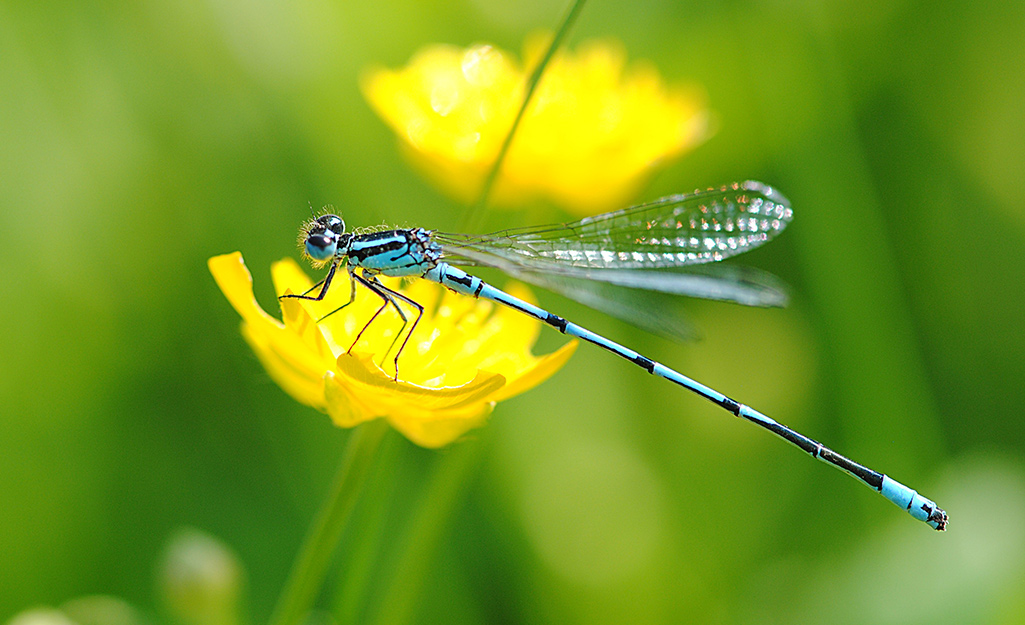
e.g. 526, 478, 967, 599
362, 34, 710, 215
208, 252, 576, 448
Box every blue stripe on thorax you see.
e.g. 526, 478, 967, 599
349, 230, 435, 277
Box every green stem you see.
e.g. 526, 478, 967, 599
370, 439, 486, 625
461, 0, 589, 232
267, 419, 389, 625
330, 432, 401, 623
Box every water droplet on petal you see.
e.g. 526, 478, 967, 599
462, 45, 501, 86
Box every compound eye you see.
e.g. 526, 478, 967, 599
319, 214, 345, 235
305, 233, 338, 262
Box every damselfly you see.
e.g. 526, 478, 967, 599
281, 181, 948, 530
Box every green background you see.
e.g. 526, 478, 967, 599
2, 0, 1024, 623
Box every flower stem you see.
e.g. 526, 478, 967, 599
267, 419, 389, 625
462, 0, 589, 232
370, 439, 486, 625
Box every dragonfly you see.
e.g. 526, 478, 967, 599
281, 181, 948, 531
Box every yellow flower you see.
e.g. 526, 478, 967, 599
208, 252, 576, 448
362, 34, 710, 215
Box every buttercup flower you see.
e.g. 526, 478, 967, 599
362, 34, 710, 215
208, 252, 576, 448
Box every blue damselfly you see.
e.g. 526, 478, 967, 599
281, 181, 948, 530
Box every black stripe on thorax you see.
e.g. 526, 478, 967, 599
348, 231, 410, 262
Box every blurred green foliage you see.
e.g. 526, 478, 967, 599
2, 1, 1024, 624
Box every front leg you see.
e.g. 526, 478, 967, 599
279, 261, 339, 302
279, 262, 361, 323
318, 271, 359, 322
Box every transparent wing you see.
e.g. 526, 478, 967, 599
549, 263, 789, 307
446, 242, 789, 342
438, 181, 792, 271
509, 270, 702, 342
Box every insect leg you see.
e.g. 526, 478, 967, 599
278, 261, 339, 302
351, 273, 424, 381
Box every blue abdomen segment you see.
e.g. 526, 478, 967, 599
426, 264, 552, 322
349, 229, 439, 277
424, 263, 488, 299
881, 477, 946, 529
423, 262, 948, 530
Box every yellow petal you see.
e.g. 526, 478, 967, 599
490, 340, 578, 403
209, 254, 335, 409
334, 352, 506, 411
209, 253, 285, 332
241, 321, 327, 410
209, 253, 576, 448
326, 353, 507, 447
